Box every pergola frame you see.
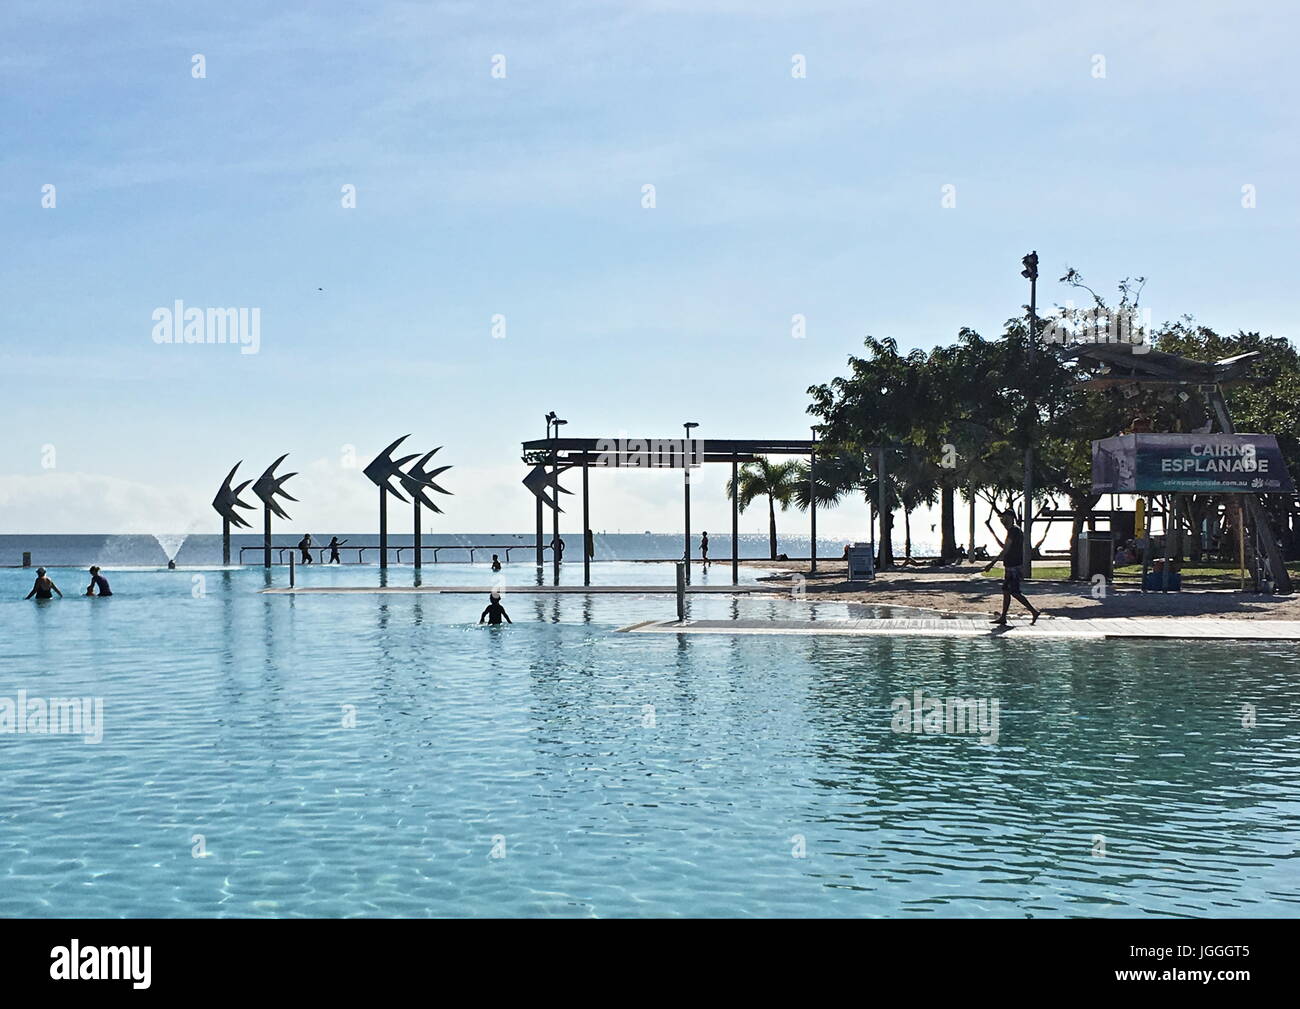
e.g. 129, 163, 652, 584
1066, 343, 1293, 594
521, 437, 817, 586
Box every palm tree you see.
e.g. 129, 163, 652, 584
727, 457, 799, 560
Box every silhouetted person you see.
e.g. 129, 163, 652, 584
585, 528, 595, 559
86, 566, 112, 596
490, 554, 502, 572
25, 568, 61, 600
479, 592, 512, 625
298, 534, 313, 564
983, 509, 1040, 625
327, 536, 347, 564
700, 531, 710, 568
551, 536, 565, 564
167, 559, 176, 570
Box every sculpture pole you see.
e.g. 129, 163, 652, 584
250, 455, 298, 571
413, 496, 422, 568
366, 437, 450, 572
213, 462, 255, 567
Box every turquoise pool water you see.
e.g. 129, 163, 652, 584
2, 564, 1298, 918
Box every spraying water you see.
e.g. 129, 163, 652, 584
152, 533, 188, 564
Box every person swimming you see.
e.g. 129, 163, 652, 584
479, 592, 512, 625
490, 554, 502, 572
25, 568, 62, 600
86, 566, 112, 596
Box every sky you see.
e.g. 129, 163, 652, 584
3, 0, 1297, 543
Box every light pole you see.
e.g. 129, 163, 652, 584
683, 421, 699, 584
538, 412, 555, 569
1021, 250, 1039, 577
551, 416, 567, 583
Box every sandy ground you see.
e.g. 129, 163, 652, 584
735, 558, 1300, 620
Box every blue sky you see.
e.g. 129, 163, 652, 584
3, 0, 1297, 540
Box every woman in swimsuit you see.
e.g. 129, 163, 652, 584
25, 568, 62, 600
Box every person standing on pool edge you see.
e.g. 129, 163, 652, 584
700, 531, 709, 569
327, 536, 347, 564
479, 592, 512, 625
25, 568, 62, 600
983, 508, 1040, 625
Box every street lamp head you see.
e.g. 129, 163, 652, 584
683, 421, 699, 431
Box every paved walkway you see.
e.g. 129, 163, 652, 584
618, 616, 1300, 641
264, 584, 775, 595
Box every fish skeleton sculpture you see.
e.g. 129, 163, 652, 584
252, 454, 299, 520
212, 462, 256, 528
363, 435, 426, 502
399, 447, 452, 512
522, 463, 573, 513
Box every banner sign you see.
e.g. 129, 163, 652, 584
1092, 433, 1294, 493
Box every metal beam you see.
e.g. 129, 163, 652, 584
582, 453, 590, 587
810, 439, 817, 575
731, 453, 739, 585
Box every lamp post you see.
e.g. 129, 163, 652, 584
551, 416, 567, 583
537, 412, 555, 569
1021, 250, 1039, 578
683, 421, 699, 584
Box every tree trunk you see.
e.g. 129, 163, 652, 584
904, 509, 912, 560
968, 492, 976, 562
941, 484, 956, 560
1187, 497, 1204, 564
878, 509, 895, 569
768, 494, 777, 560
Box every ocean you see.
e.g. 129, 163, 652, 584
0, 533, 860, 569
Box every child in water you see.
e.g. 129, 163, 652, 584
479, 592, 511, 625
490, 554, 502, 572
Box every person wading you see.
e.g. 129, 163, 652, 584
25, 568, 62, 600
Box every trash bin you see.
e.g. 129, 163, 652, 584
1077, 531, 1113, 581
846, 543, 875, 581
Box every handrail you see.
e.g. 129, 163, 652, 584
237, 544, 553, 565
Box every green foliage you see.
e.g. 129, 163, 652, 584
805, 305, 1299, 549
